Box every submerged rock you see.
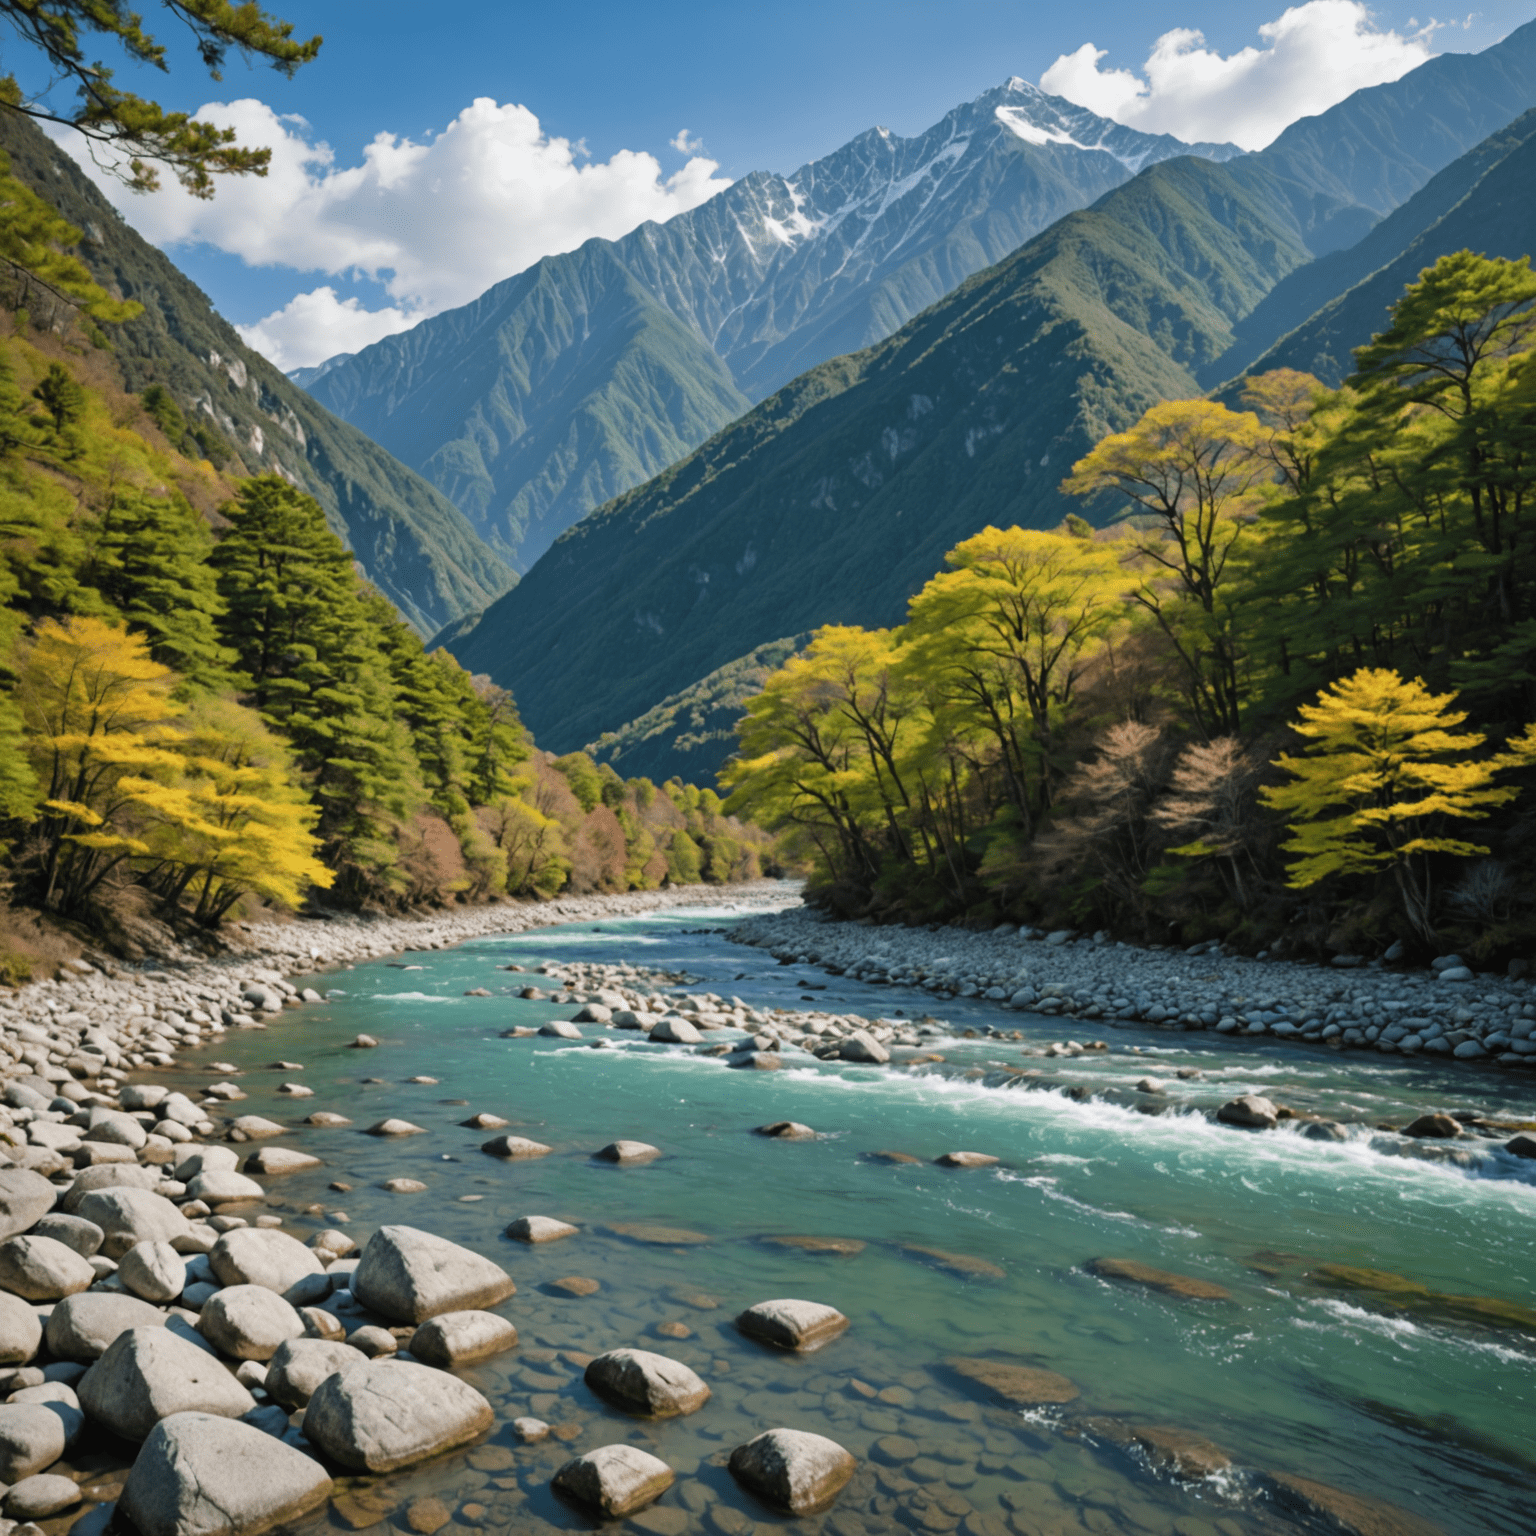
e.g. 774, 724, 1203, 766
755, 1121, 816, 1140
604, 1222, 709, 1246
304, 1358, 493, 1472
729, 1428, 856, 1515
352, 1225, 515, 1323
897, 1244, 1004, 1279
1266, 1471, 1444, 1536
584, 1348, 710, 1417
737, 1299, 849, 1351
1306, 1264, 1536, 1333
934, 1151, 1000, 1168
1086, 1258, 1231, 1301
865, 1150, 921, 1165
480, 1135, 551, 1159
947, 1356, 1079, 1405
594, 1140, 660, 1163
759, 1236, 866, 1256
553, 1443, 674, 1518
120, 1411, 333, 1536
505, 1215, 577, 1244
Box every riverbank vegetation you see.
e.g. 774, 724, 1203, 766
725, 252, 1536, 963
0, 152, 769, 963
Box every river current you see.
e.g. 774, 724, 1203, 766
166, 899, 1536, 1536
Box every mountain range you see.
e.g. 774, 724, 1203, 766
298, 81, 1241, 572
426, 19, 1536, 779
0, 113, 515, 636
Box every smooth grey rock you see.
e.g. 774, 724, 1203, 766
553, 1444, 674, 1517
0, 1237, 94, 1302
538, 1021, 581, 1039
1216, 1094, 1280, 1130
78, 1326, 254, 1439
736, 1299, 849, 1351
350, 1225, 514, 1324
648, 1018, 701, 1044
60, 1163, 161, 1214
303, 1358, 493, 1472
46, 1292, 166, 1361
28, 1216, 102, 1259
480, 1135, 552, 1159
505, 1215, 577, 1244
119, 1241, 188, 1305
197, 1285, 303, 1362
584, 1348, 709, 1417
263, 1338, 366, 1410
120, 1411, 333, 1536
242, 1148, 319, 1176
172, 1148, 239, 1182
0, 1294, 40, 1365
226, 1117, 286, 1141
593, 1140, 659, 1163
185, 1173, 265, 1207
4, 1472, 80, 1520
0, 1404, 64, 1481
838, 1031, 890, 1064
729, 1428, 857, 1515
407, 1310, 516, 1368
209, 1229, 326, 1302
74, 1188, 191, 1259
85, 1108, 147, 1150
0, 1173, 57, 1243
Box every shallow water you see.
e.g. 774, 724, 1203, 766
159, 902, 1536, 1535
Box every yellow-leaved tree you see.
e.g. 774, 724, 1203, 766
1259, 668, 1521, 940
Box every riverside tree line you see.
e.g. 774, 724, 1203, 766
725, 253, 1536, 962
0, 151, 767, 966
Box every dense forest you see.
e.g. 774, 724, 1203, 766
0, 151, 769, 971
725, 252, 1536, 962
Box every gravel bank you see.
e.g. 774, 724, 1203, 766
728, 908, 1536, 1072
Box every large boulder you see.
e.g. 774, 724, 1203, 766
263, 1338, 366, 1410
408, 1311, 517, 1369
0, 1235, 95, 1301
0, 1402, 66, 1481
31, 1214, 103, 1258
553, 1444, 673, 1518
60, 1163, 161, 1214
120, 1241, 189, 1305
173, 1147, 239, 1181
46, 1292, 167, 1361
1216, 1095, 1280, 1130
736, 1299, 849, 1351
198, 1285, 304, 1362
0, 1170, 59, 1241
351, 1225, 514, 1324
729, 1428, 856, 1515
303, 1359, 493, 1472
209, 1229, 327, 1303
186, 1172, 266, 1207
78, 1326, 254, 1439
0, 1290, 42, 1363
74, 1187, 191, 1259
839, 1031, 890, 1064
584, 1349, 710, 1417
120, 1411, 333, 1536
86, 1108, 148, 1149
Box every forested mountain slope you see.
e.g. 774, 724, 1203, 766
0, 113, 514, 636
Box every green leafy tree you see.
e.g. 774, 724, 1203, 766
665, 828, 703, 884
553, 751, 604, 814
1, 3, 321, 198
1260, 668, 1519, 940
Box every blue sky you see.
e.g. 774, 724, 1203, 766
22, 0, 1535, 367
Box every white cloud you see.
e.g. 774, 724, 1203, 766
53, 98, 732, 369
670, 128, 704, 155
1040, 1, 1436, 150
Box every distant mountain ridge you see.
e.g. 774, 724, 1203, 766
437, 19, 1536, 773
0, 113, 515, 636
301, 80, 1240, 572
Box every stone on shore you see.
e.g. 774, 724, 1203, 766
120, 1411, 333, 1536
755, 1122, 816, 1140
408, 1310, 517, 1369
119, 1241, 188, 1305
839, 1031, 889, 1064
47, 1292, 167, 1361
243, 1148, 321, 1176
1086, 1257, 1231, 1301
0, 1402, 66, 1480
78, 1326, 255, 1439
505, 1215, 577, 1244
947, 1357, 1079, 1405
480, 1135, 551, 1159
0, 1291, 42, 1363
5, 1472, 81, 1520
351, 1225, 515, 1324
737, 1299, 849, 1352
729, 1428, 857, 1515
197, 1284, 304, 1361
31, 1215, 103, 1258
585, 1348, 710, 1417
264, 1338, 367, 1410
227, 1117, 287, 1141
61, 1163, 162, 1213
553, 1444, 674, 1518
934, 1151, 999, 1168
210, 1229, 328, 1303
1216, 1095, 1279, 1130
75, 1188, 192, 1259
0, 1171, 62, 1241
594, 1140, 659, 1163
0, 1235, 95, 1301
303, 1359, 493, 1472
186, 1172, 266, 1207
